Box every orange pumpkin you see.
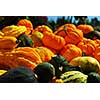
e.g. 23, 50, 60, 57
94, 46, 100, 63
54, 24, 76, 38
60, 44, 82, 62
35, 25, 53, 34
77, 24, 94, 34
65, 29, 83, 45
77, 38, 96, 56
42, 31, 66, 50
17, 19, 33, 35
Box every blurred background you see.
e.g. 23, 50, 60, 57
0, 16, 100, 31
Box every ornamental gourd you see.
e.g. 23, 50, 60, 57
60, 44, 82, 62
84, 30, 100, 40
77, 38, 96, 56
2, 25, 27, 37
0, 36, 19, 49
77, 24, 94, 34
17, 34, 34, 47
33, 47, 55, 62
64, 29, 83, 45
0, 47, 42, 70
60, 71, 88, 83
0, 66, 38, 83
54, 24, 77, 38
30, 31, 44, 47
35, 25, 53, 34
70, 56, 100, 74
42, 31, 66, 50
94, 46, 100, 63
17, 19, 33, 35
34, 62, 55, 83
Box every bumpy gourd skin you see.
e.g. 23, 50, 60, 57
42, 31, 66, 50
60, 71, 88, 83
2, 25, 27, 37
0, 36, 18, 49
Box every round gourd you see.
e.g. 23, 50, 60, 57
77, 38, 96, 56
54, 24, 77, 38
35, 25, 53, 34
77, 24, 94, 34
17, 19, 33, 35
70, 56, 100, 74
34, 62, 55, 83
60, 44, 82, 62
42, 31, 66, 50
64, 29, 83, 45
30, 31, 43, 47
49, 55, 69, 78
60, 71, 88, 83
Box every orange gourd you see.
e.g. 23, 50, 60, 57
33, 47, 55, 62
77, 38, 96, 56
65, 29, 83, 45
54, 24, 76, 38
35, 25, 53, 34
77, 24, 94, 34
17, 19, 33, 35
94, 46, 100, 62
60, 44, 82, 62
42, 31, 66, 50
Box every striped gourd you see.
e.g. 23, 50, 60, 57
60, 71, 88, 83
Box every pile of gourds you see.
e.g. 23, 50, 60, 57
0, 19, 100, 83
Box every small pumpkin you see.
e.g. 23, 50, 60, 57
42, 31, 66, 50
77, 24, 94, 34
35, 25, 53, 34
94, 46, 100, 63
54, 24, 77, 38
17, 19, 33, 35
60, 44, 82, 62
64, 29, 83, 45
77, 38, 96, 56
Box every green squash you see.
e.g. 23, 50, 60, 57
84, 30, 100, 40
49, 55, 69, 78
34, 62, 55, 83
17, 34, 34, 47
60, 71, 88, 83
0, 66, 38, 83
87, 72, 100, 83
